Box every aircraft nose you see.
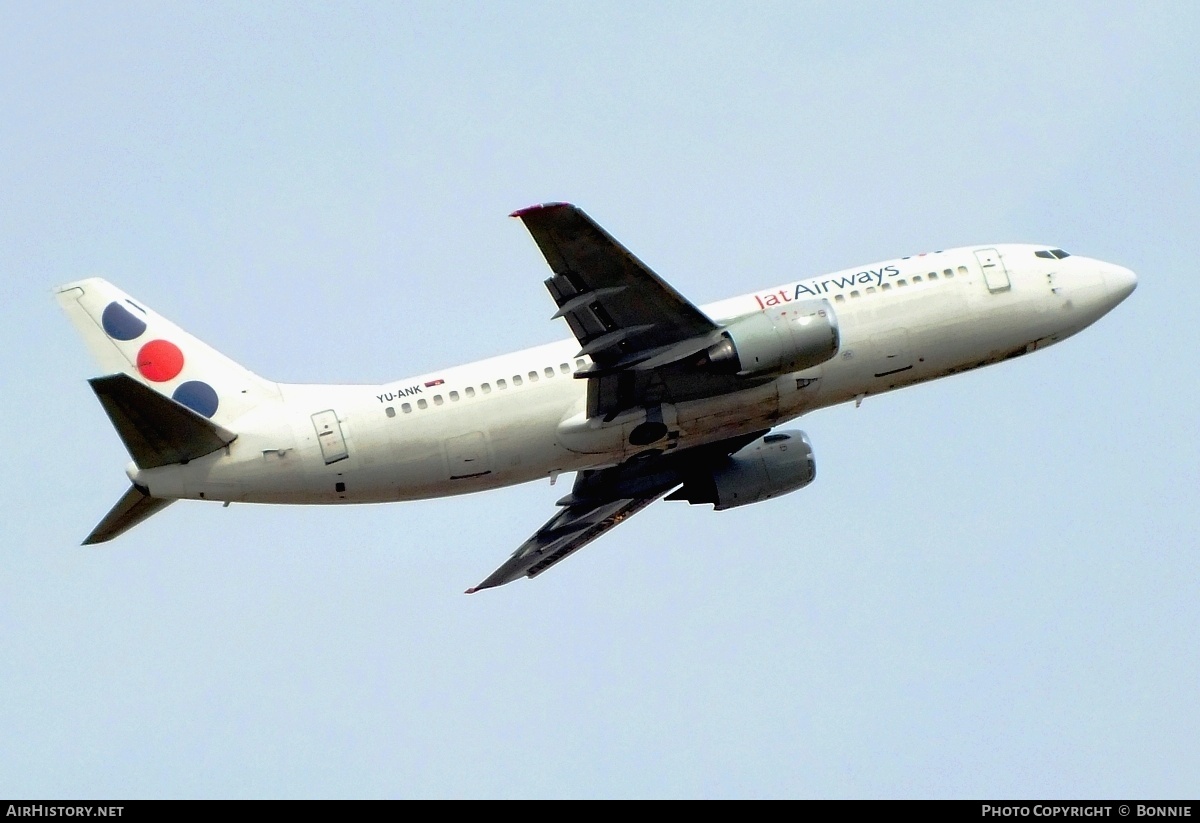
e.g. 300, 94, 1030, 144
1103, 265, 1138, 303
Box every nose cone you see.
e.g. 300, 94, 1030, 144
1103, 265, 1138, 304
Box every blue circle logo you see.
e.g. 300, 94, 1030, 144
172, 381, 219, 418
101, 301, 147, 341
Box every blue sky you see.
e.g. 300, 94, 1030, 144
2, 1, 1197, 798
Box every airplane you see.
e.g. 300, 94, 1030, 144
55, 203, 1137, 592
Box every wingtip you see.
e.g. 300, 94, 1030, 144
464, 586, 478, 595
509, 202, 573, 218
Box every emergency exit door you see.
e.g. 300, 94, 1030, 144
311, 410, 349, 464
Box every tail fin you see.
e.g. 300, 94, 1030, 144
57, 278, 278, 543
55, 278, 280, 427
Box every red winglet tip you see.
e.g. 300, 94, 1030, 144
510, 202, 571, 218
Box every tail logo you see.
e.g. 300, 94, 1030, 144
99, 299, 220, 419
101, 301, 147, 340
136, 339, 184, 382
172, 381, 219, 418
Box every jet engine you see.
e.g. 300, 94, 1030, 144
667, 430, 816, 510
705, 300, 839, 377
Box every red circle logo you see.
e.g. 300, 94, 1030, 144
136, 340, 185, 382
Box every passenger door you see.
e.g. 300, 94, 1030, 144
974, 247, 1012, 293
311, 409, 349, 465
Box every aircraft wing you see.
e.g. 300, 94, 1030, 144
466, 431, 766, 592
465, 495, 666, 593
513, 203, 754, 419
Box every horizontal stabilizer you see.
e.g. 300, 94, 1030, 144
83, 484, 174, 545
89, 373, 237, 469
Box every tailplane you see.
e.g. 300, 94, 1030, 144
84, 485, 175, 545
89, 373, 237, 469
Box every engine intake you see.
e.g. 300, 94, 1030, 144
706, 300, 839, 377
667, 430, 816, 510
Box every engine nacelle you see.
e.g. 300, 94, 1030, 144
706, 300, 839, 377
667, 430, 816, 510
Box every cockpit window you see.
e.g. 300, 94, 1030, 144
1035, 249, 1072, 259
1051, 249, 1070, 259
1035, 250, 1055, 259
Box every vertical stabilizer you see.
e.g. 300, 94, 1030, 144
55, 278, 280, 427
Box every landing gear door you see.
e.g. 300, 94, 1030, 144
311, 409, 349, 464
975, 247, 1011, 293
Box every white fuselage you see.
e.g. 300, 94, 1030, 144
129, 245, 1136, 505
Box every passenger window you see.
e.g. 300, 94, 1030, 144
465, 387, 475, 398
434, 395, 444, 406
385, 406, 396, 418
929, 272, 938, 280
560, 363, 571, 373
575, 358, 586, 369
449, 391, 459, 401
866, 286, 876, 294
913, 276, 922, 283
402, 403, 412, 413
898, 279, 908, 287
943, 269, 952, 277
881, 283, 892, 291
545, 367, 555, 378
512, 375, 523, 386
957, 266, 968, 275
417, 399, 428, 410
834, 294, 846, 303
528, 371, 538, 382
497, 379, 507, 390
481, 383, 491, 394
850, 290, 861, 298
